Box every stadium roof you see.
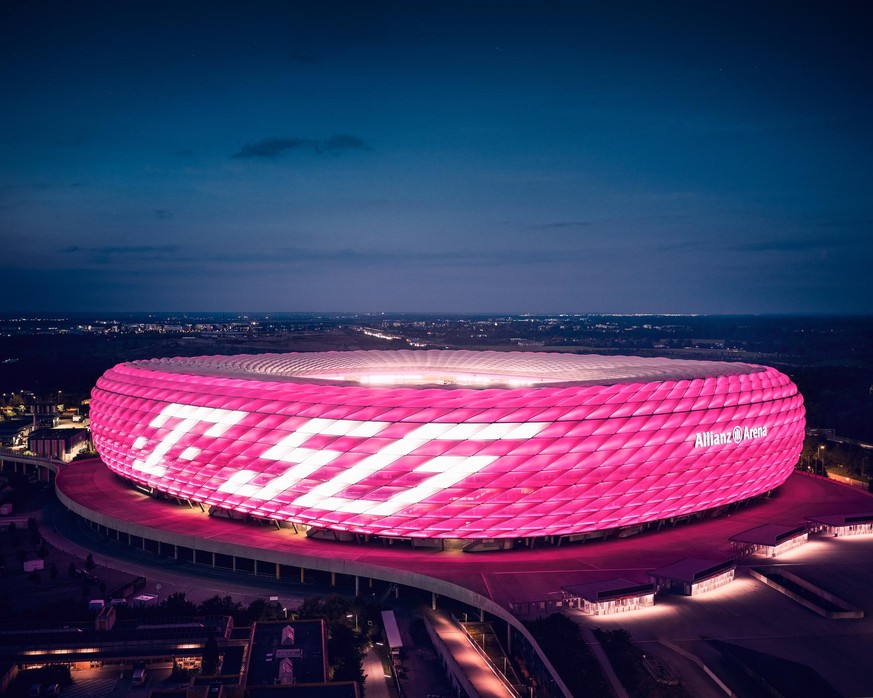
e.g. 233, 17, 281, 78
132, 350, 762, 389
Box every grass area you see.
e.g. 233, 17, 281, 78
594, 629, 691, 698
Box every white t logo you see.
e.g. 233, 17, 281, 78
130, 403, 545, 518
131, 404, 247, 477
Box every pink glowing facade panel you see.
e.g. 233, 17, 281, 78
89, 351, 805, 539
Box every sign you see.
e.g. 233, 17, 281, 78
694, 425, 768, 448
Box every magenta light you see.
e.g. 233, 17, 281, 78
89, 350, 805, 539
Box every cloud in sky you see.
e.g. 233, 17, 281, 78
63, 245, 179, 255
526, 221, 591, 230
733, 238, 860, 253
232, 135, 367, 158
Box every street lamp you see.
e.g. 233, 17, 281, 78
346, 613, 359, 632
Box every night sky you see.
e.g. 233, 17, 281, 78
2, 1, 871, 314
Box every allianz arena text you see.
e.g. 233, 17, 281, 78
89, 350, 805, 539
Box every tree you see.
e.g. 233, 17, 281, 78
297, 594, 353, 622
164, 592, 197, 615
327, 621, 365, 686
199, 595, 241, 616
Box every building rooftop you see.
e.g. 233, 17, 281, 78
28, 427, 88, 441
649, 557, 735, 584
729, 524, 807, 547
807, 512, 873, 526
244, 620, 328, 688
561, 578, 655, 601
0, 418, 31, 436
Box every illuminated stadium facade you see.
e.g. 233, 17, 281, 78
89, 350, 805, 540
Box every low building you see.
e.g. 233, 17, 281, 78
27, 428, 89, 461
0, 418, 32, 448
562, 578, 655, 616
244, 620, 328, 688
649, 558, 736, 596
730, 524, 808, 558
807, 513, 873, 537
32, 404, 59, 429
0, 616, 233, 666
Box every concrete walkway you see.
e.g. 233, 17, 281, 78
362, 646, 393, 698
423, 609, 517, 698
580, 625, 629, 698
35, 498, 307, 608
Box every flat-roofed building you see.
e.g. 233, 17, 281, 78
27, 427, 89, 461
0, 616, 233, 666
243, 621, 328, 688
649, 558, 736, 596
730, 524, 808, 558
0, 417, 33, 447
562, 578, 655, 616
807, 512, 873, 537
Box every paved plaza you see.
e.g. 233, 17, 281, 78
54, 460, 873, 696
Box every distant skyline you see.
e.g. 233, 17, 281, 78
2, 1, 871, 314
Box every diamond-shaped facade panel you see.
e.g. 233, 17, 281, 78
90, 350, 805, 539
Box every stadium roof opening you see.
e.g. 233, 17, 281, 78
142, 349, 761, 387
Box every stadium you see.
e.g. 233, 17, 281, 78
89, 350, 805, 540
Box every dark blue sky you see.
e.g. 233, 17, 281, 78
2, 1, 871, 313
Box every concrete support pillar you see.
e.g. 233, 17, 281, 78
300, 567, 305, 584
395, 586, 399, 599
369, 577, 373, 588
331, 571, 336, 587
507, 624, 511, 653
254, 559, 258, 576
479, 608, 484, 622
141, 537, 146, 550
211, 552, 216, 568
431, 592, 437, 611
174, 545, 178, 560
232, 557, 236, 572
355, 575, 359, 597
275, 563, 280, 580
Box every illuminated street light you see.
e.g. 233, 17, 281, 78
346, 612, 359, 632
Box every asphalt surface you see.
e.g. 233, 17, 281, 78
56, 460, 873, 608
